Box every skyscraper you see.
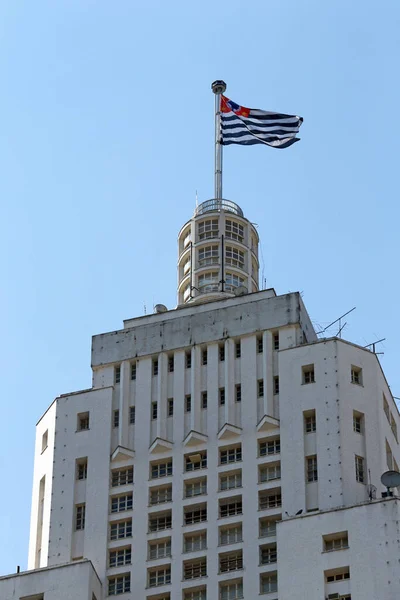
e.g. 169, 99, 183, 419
1, 197, 400, 600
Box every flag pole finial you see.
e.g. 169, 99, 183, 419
211, 80, 226, 199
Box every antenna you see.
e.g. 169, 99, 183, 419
195, 190, 198, 208
363, 337, 386, 355
317, 306, 356, 338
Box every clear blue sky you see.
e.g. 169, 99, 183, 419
1, 0, 399, 575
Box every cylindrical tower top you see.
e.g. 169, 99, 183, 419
211, 80, 227, 95
177, 199, 260, 305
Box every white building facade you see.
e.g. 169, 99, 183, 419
2, 199, 400, 600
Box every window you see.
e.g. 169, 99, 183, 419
131, 362, 136, 380
226, 272, 245, 292
151, 461, 173, 479
259, 492, 281, 510
111, 467, 133, 487
391, 414, 398, 442
184, 531, 207, 553
198, 244, 219, 266
111, 494, 133, 513
355, 455, 365, 483
219, 550, 243, 572
108, 573, 130, 596
220, 581, 243, 600
225, 219, 244, 242
168, 398, 174, 417
75, 504, 85, 530
386, 440, 393, 470
115, 366, 121, 384
220, 499, 242, 518
219, 344, 225, 362
259, 518, 278, 538
168, 355, 174, 373
351, 366, 362, 385
257, 380, 264, 398
226, 246, 245, 268
306, 456, 318, 482
76, 458, 88, 481
185, 505, 207, 525
323, 532, 349, 552
260, 544, 277, 564
259, 438, 280, 456
304, 410, 316, 433
326, 567, 350, 582
148, 567, 171, 588
273, 332, 279, 350
273, 376, 279, 395
198, 219, 218, 240
220, 472, 242, 490
186, 351, 192, 369
220, 524, 242, 545
219, 388, 226, 406
77, 412, 89, 431
149, 539, 171, 560
186, 452, 207, 471
183, 559, 207, 580
41, 430, 48, 453
152, 402, 158, 420
202, 391, 208, 409
186, 395, 192, 412
353, 411, 363, 434
149, 513, 172, 532
109, 547, 131, 568
185, 479, 207, 498
257, 335, 263, 353
302, 365, 315, 384
113, 410, 119, 428
153, 359, 158, 376
220, 446, 242, 464
198, 271, 219, 293
110, 519, 132, 540
260, 572, 277, 594
149, 486, 172, 505
383, 394, 390, 421
235, 341, 241, 358
202, 349, 208, 365
184, 589, 206, 600
259, 464, 281, 483
129, 406, 135, 424
235, 385, 241, 403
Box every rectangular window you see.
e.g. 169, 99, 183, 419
111, 494, 133, 513
148, 539, 171, 560
220, 472, 242, 490
185, 506, 207, 525
225, 219, 244, 242
235, 384, 242, 403
260, 544, 277, 565
148, 567, 171, 587
220, 446, 242, 464
323, 531, 349, 552
390, 414, 398, 442
383, 394, 390, 421
353, 411, 363, 434
257, 380, 264, 398
220, 524, 242, 545
351, 366, 362, 385
259, 492, 281, 510
273, 332, 279, 350
198, 244, 219, 266
186, 351, 192, 369
109, 547, 131, 568
152, 402, 158, 420
131, 362, 136, 380
260, 572, 277, 594
113, 410, 119, 428
304, 410, 316, 433
75, 504, 85, 530
185, 452, 207, 471
77, 412, 90, 431
41, 430, 48, 453
202, 391, 208, 409
306, 456, 318, 482
184, 531, 207, 553
149, 513, 172, 532
302, 365, 315, 384
355, 455, 365, 483
273, 376, 279, 395
220, 581, 243, 600
219, 388, 225, 406
386, 440, 393, 470
257, 335, 263, 353
219, 344, 225, 362
168, 355, 174, 373
129, 406, 135, 424
185, 479, 207, 498
259, 464, 281, 483
235, 341, 241, 358
219, 550, 243, 572
198, 218, 218, 240
111, 467, 133, 487
225, 246, 245, 269
202, 349, 208, 365
110, 519, 132, 540
259, 438, 280, 456
259, 518, 278, 538
151, 461, 173, 479
220, 499, 242, 518
108, 573, 130, 596
184, 589, 206, 600
76, 458, 88, 481
183, 559, 207, 580
168, 398, 174, 417
185, 395, 192, 412
115, 366, 121, 384
152, 359, 158, 376
149, 486, 172, 505
326, 567, 350, 582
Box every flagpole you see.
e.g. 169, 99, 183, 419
211, 80, 226, 199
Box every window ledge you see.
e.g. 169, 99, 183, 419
322, 547, 349, 554
76, 429, 90, 433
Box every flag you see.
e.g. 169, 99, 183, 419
220, 95, 303, 148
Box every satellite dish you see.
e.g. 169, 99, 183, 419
381, 470, 400, 489
233, 285, 248, 297
154, 304, 168, 314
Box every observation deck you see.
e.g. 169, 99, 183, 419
194, 199, 244, 218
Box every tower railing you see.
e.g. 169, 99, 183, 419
194, 199, 244, 218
